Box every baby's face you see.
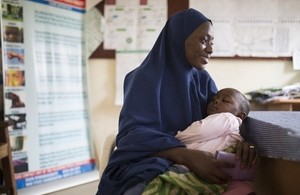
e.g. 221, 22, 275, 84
206, 88, 241, 116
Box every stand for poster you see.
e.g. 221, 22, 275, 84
17, 169, 99, 195
0, 121, 17, 195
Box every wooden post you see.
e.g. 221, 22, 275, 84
0, 122, 17, 195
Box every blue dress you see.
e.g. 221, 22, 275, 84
96, 8, 218, 195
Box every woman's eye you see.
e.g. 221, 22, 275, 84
200, 39, 213, 46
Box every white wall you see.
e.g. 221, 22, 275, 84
87, 59, 121, 168
206, 59, 299, 94
88, 58, 300, 167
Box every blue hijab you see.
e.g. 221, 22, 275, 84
97, 8, 217, 195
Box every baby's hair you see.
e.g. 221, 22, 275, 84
236, 90, 250, 116
225, 88, 250, 117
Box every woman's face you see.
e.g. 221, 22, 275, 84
185, 21, 214, 70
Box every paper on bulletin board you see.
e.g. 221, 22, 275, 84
115, 50, 149, 105
137, 0, 167, 50
190, 0, 236, 57
86, 0, 103, 11
85, 7, 104, 57
104, 0, 167, 50
189, 0, 300, 58
292, 49, 300, 70
278, 0, 300, 57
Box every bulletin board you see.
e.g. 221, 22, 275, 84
90, 0, 300, 60
90, 0, 188, 59
190, 0, 300, 59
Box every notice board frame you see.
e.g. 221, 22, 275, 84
89, 0, 292, 61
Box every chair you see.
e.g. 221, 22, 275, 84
99, 133, 116, 177
0, 121, 17, 195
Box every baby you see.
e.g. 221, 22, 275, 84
176, 87, 250, 155
175, 87, 254, 195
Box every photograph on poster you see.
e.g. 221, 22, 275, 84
12, 150, 29, 174
10, 135, 27, 153
3, 25, 24, 43
5, 91, 26, 108
2, 2, 23, 22
5, 113, 27, 131
4, 48, 25, 64
13, 156, 29, 174
5, 69, 25, 87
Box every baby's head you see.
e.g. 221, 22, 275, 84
207, 88, 250, 120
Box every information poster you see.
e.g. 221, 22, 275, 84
1, 0, 95, 190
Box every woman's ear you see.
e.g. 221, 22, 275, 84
236, 112, 247, 121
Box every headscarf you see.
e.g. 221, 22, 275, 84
97, 8, 218, 195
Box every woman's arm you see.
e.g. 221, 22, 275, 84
152, 141, 259, 184
152, 147, 234, 184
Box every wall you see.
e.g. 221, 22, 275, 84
88, 58, 300, 167
87, 59, 121, 167
205, 59, 299, 93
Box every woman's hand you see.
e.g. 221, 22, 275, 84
235, 142, 259, 169
153, 147, 235, 184
183, 149, 235, 184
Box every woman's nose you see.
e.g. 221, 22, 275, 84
205, 42, 213, 55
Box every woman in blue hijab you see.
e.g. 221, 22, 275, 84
97, 8, 257, 195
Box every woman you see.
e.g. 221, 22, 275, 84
97, 8, 258, 195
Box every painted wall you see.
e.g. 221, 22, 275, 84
88, 58, 300, 167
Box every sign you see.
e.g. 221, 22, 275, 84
1, 0, 95, 190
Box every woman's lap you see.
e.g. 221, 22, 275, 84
222, 181, 255, 195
